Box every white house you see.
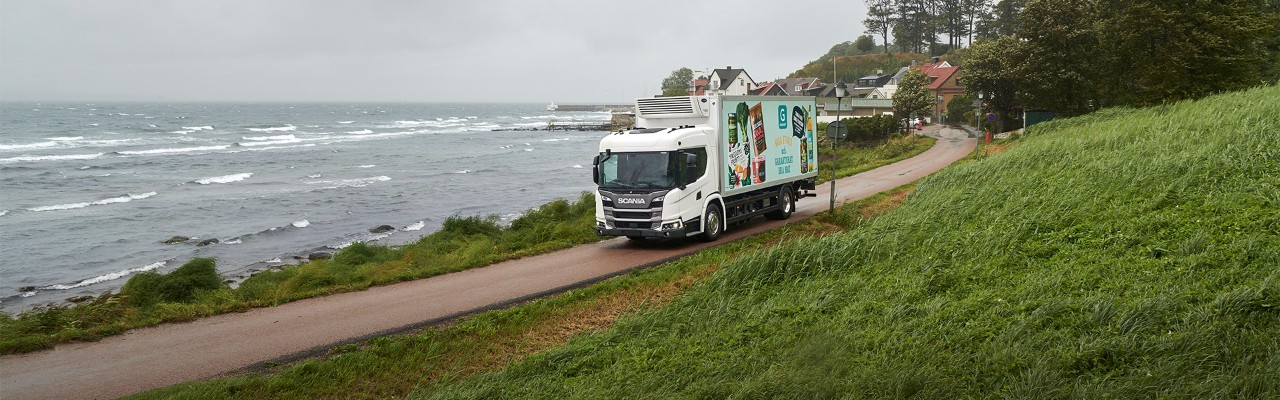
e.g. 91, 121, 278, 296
705, 66, 757, 96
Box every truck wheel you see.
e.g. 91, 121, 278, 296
699, 204, 723, 242
765, 187, 794, 220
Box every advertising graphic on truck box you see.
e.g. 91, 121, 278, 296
722, 98, 816, 194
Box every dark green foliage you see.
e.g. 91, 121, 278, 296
332, 242, 401, 269
790, 52, 929, 84
660, 67, 693, 97
944, 93, 976, 124
122, 258, 224, 306
893, 69, 933, 120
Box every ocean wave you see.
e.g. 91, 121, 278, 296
223, 238, 243, 245
356, 164, 375, 168
242, 134, 297, 141
572, 165, 583, 168
247, 125, 296, 132
0, 141, 59, 151
337, 121, 354, 124
292, 219, 310, 228
0, 210, 8, 217
0, 153, 104, 164
182, 126, 214, 131
306, 175, 391, 188
195, 172, 253, 185
170, 130, 195, 134
43, 261, 167, 290
49, 136, 83, 141
542, 138, 572, 142
346, 129, 373, 134
403, 221, 425, 231
237, 137, 302, 147
117, 145, 229, 155
28, 192, 157, 212
242, 143, 317, 152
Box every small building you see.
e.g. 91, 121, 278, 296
705, 66, 757, 96
774, 77, 822, 95
750, 81, 788, 96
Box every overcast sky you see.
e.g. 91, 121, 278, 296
0, 1, 868, 103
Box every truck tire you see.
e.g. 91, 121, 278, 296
765, 187, 794, 220
699, 204, 723, 242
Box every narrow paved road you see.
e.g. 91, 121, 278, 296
0, 128, 975, 400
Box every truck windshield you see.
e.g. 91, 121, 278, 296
598, 152, 677, 189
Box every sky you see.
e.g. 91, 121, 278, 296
0, 1, 868, 103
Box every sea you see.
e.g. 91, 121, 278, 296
0, 102, 609, 313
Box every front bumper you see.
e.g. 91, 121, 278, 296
596, 225, 693, 238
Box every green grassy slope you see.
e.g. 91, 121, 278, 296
417, 86, 1280, 398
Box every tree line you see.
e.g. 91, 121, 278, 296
958, 0, 1278, 132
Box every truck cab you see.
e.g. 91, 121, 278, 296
594, 125, 717, 239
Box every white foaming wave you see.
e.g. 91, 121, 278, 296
0, 153, 104, 164
542, 138, 572, 142
196, 172, 253, 185
292, 219, 310, 228
356, 164, 375, 168
44, 261, 167, 290
242, 134, 297, 141
247, 125, 296, 132
265, 257, 284, 263
49, 136, 83, 141
118, 145, 228, 155
524, 148, 534, 152
307, 173, 322, 178
404, 221, 425, 231
27, 192, 157, 212
0, 141, 58, 151
243, 143, 316, 152
337, 121, 354, 124
306, 175, 391, 188
171, 130, 195, 134
346, 129, 373, 134
223, 238, 243, 245
453, 169, 474, 174
237, 138, 302, 147
0, 210, 8, 217
183, 126, 214, 131
572, 165, 583, 168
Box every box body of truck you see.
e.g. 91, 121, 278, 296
592, 95, 817, 241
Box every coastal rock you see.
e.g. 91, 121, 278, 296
67, 295, 94, 303
369, 225, 395, 233
19, 286, 37, 293
163, 236, 190, 244
308, 252, 333, 260
196, 238, 220, 246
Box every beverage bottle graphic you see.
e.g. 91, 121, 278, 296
728, 113, 738, 146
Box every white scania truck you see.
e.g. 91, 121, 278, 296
592, 95, 819, 241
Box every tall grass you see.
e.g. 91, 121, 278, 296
0, 137, 933, 355
410, 86, 1280, 398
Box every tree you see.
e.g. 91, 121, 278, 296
945, 93, 977, 125
660, 68, 694, 97
864, 0, 896, 55
1015, 0, 1100, 116
893, 69, 934, 122
1094, 0, 1277, 107
854, 35, 877, 54
976, 0, 1025, 40
961, 36, 1023, 133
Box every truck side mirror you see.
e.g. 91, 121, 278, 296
592, 165, 599, 184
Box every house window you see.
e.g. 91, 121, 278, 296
739, 79, 744, 86
795, 85, 801, 92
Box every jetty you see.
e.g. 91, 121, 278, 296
546, 103, 632, 112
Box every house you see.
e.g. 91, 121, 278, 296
774, 78, 821, 95
856, 71, 894, 88
687, 78, 709, 96
882, 58, 965, 122
750, 81, 788, 96
705, 66, 757, 96
810, 83, 893, 118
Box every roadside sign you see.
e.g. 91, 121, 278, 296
986, 113, 996, 122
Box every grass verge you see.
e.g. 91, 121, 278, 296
394, 85, 1277, 398
0, 137, 935, 355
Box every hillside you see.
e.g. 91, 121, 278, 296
418, 86, 1280, 398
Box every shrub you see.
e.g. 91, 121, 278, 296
121, 258, 224, 306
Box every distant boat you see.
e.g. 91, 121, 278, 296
546, 102, 558, 112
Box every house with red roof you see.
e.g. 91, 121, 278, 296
911, 58, 964, 122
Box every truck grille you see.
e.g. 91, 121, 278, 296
614, 221, 656, 229
613, 211, 652, 220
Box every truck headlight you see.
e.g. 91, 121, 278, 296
661, 220, 682, 230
